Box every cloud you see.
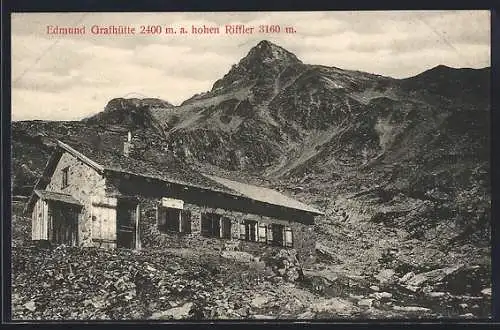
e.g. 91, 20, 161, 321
132, 44, 233, 81
11, 11, 490, 121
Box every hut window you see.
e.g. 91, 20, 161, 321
258, 224, 268, 243
157, 207, 182, 233
181, 210, 192, 234
270, 224, 284, 246
201, 213, 221, 238
61, 167, 69, 188
241, 220, 258, 242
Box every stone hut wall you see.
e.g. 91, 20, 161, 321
44, 151, 107, 247
105, 175, 317, 262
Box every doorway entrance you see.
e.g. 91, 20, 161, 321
49, 202, 81, 246
116, 199, 138, 248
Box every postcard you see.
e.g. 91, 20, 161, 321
10, 11, 491, 321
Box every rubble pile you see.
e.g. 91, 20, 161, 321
260, 249, 304, 282
11, 216, 31, 248
12, 245, 318, 320
12, 245, 237, 320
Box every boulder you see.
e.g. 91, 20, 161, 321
220, 251, 255, 263
149, 302, 194, 320
399, 272, 415, 283
358, 299, 374, 308
421, 285, 434, 294
252, 314, 276, 319
310, 297, 358, 315
251, 295, 271, 309
392, 305, 431, 312
285, 267, 302, 282
304, 269, 339, 283
307, 275, 333, 293
404, 265, 463, 288
263, 249, 303, 282
145, 264, 157, 272
370, 292, 392, 300
223, 240, 241, 251
315, 243, 337, 260
24, 300, 36, 312
235, 307, 250, 317
375, 269, 396, 284
349, 294, 364, 301
297, 310, 316, 319
370, 285, 380, 292
405, 285, 420, 293
426, 291, 447, 298
481, 288, 491, 296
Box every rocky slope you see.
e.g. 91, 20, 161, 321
11, 219, 492, 320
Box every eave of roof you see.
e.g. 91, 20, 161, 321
203, 174, 325, 215
56, 140, 104, 173
34, 189, 83, 206
23, 148, 65, 215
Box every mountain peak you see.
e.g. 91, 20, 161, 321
255, 39, 281, 51
257, 39, 273, 47
210, 40, 303, 92
245, 40, 302, 65
82, 97, 173, 126
104, 97, 173, 111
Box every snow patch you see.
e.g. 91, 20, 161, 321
321, 76, 344, 89
271, 47, 285, 60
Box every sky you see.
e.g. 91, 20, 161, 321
11, 11, 490, 121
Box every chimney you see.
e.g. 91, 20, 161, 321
123, 131, 133, 157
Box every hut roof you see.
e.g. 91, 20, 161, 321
24, 139, 324, 217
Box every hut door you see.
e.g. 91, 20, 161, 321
51, 203, 79, 246
116, 200, 137, 249
221, 217, 231, 239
